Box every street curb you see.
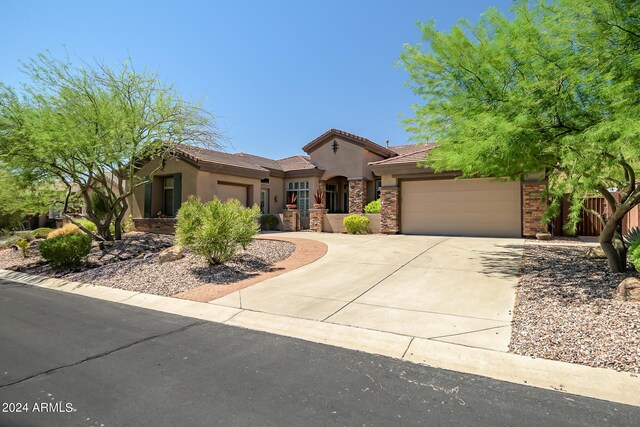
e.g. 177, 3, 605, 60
1, 268, 638, 407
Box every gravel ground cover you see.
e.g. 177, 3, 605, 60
65, 239, 295, 296
0, 232, 173, 277
510, 241, 640, 373
0, 232, 295, 297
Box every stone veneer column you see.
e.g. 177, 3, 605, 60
282, 209, 299, 232
522, 182, 548, 237
348, 178, 367, 213
380, 186, 400, 234
309, 209, 327, 232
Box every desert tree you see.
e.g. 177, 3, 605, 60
400, 0, 640, 272
0, 52, 219, 240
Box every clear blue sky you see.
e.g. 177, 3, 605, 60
1, 0, 513, 159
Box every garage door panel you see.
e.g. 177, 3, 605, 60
401, 179, 521, 237
217, 184, 248, 206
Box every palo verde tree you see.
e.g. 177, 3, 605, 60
0, 52, 219, 240
0, 165, 62, 230
400, 0, 640, 272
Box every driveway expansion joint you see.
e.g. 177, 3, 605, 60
321, 237, 451, 322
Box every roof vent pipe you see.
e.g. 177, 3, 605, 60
386, 139, 389, 148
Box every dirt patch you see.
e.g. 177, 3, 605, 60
510, 242, 640, 373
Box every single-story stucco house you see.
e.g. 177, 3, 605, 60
131, 128, 547, 237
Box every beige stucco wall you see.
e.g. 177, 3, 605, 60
197, 171, 261, 208
262, 176, 285, 215
380, 174, 397, 187
131, 158, 199, 218
323, 213, 381, 233
308, 137, 385, 181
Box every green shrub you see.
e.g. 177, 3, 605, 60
364, 198, 381, 214
624, 227, 640, 248
15, 238, 30, 258
89, 191, 109, 220
260, 214, 280, 231
39, 234, 92, 268
343, 214, 369, 234
47, 223, 82, 239
32, 227, 53, 239
76, 218, 97, 232
628, 241, 640, 271
176, 197, 261, 265
14, 230, 35, 241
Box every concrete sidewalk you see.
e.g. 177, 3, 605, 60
214, 233, 522, 352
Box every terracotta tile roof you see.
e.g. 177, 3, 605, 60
369, 144, 437, 166
388, 143, 426, 155
302, 129, 396, 157
276, 155, 318, 172
175, 145, 269, 172
235, 152, 284, 172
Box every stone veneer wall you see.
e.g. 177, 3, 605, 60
348, 179, 367, 213
309, 209, 326, 232
282, 209, 299, 232
380, 186, 400, 234
133, 218, 177, 234
522, 182, 548, 237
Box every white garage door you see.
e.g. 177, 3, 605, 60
218, 184, 248, 206
401, 178, 521, 237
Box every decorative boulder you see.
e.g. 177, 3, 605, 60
158, 246, 184, 263
586, 246, 606, 260
535, 232, 553, 241
615, 277, 640, 302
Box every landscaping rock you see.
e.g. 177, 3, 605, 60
535, 232, 553, 241
615, 277, 640, 302
158, 246, 184, 263
586, 245, 606, 259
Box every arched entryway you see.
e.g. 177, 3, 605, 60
324, 176, 348, 213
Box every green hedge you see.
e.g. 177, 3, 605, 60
260, 214, 280, 231
39, 234, 92, 268
343, 214, 369, 234
364, 199, 381, 214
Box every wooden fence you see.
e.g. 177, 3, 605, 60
553, 194, 640, 236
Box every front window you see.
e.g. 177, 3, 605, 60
260, 189, 269, 214
287, 181, 309, 217
163, 177, 175, 217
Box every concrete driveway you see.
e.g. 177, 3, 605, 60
213, 233, 524, 352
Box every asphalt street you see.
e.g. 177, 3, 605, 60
0, 278, 638, 426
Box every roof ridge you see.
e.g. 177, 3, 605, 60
236, 152, 277, 161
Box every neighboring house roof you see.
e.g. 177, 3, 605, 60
302, 129, 396, 158
174, 145, 269, 178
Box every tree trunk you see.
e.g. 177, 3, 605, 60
113, 200, 128, 240
599, 211, 629, 273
